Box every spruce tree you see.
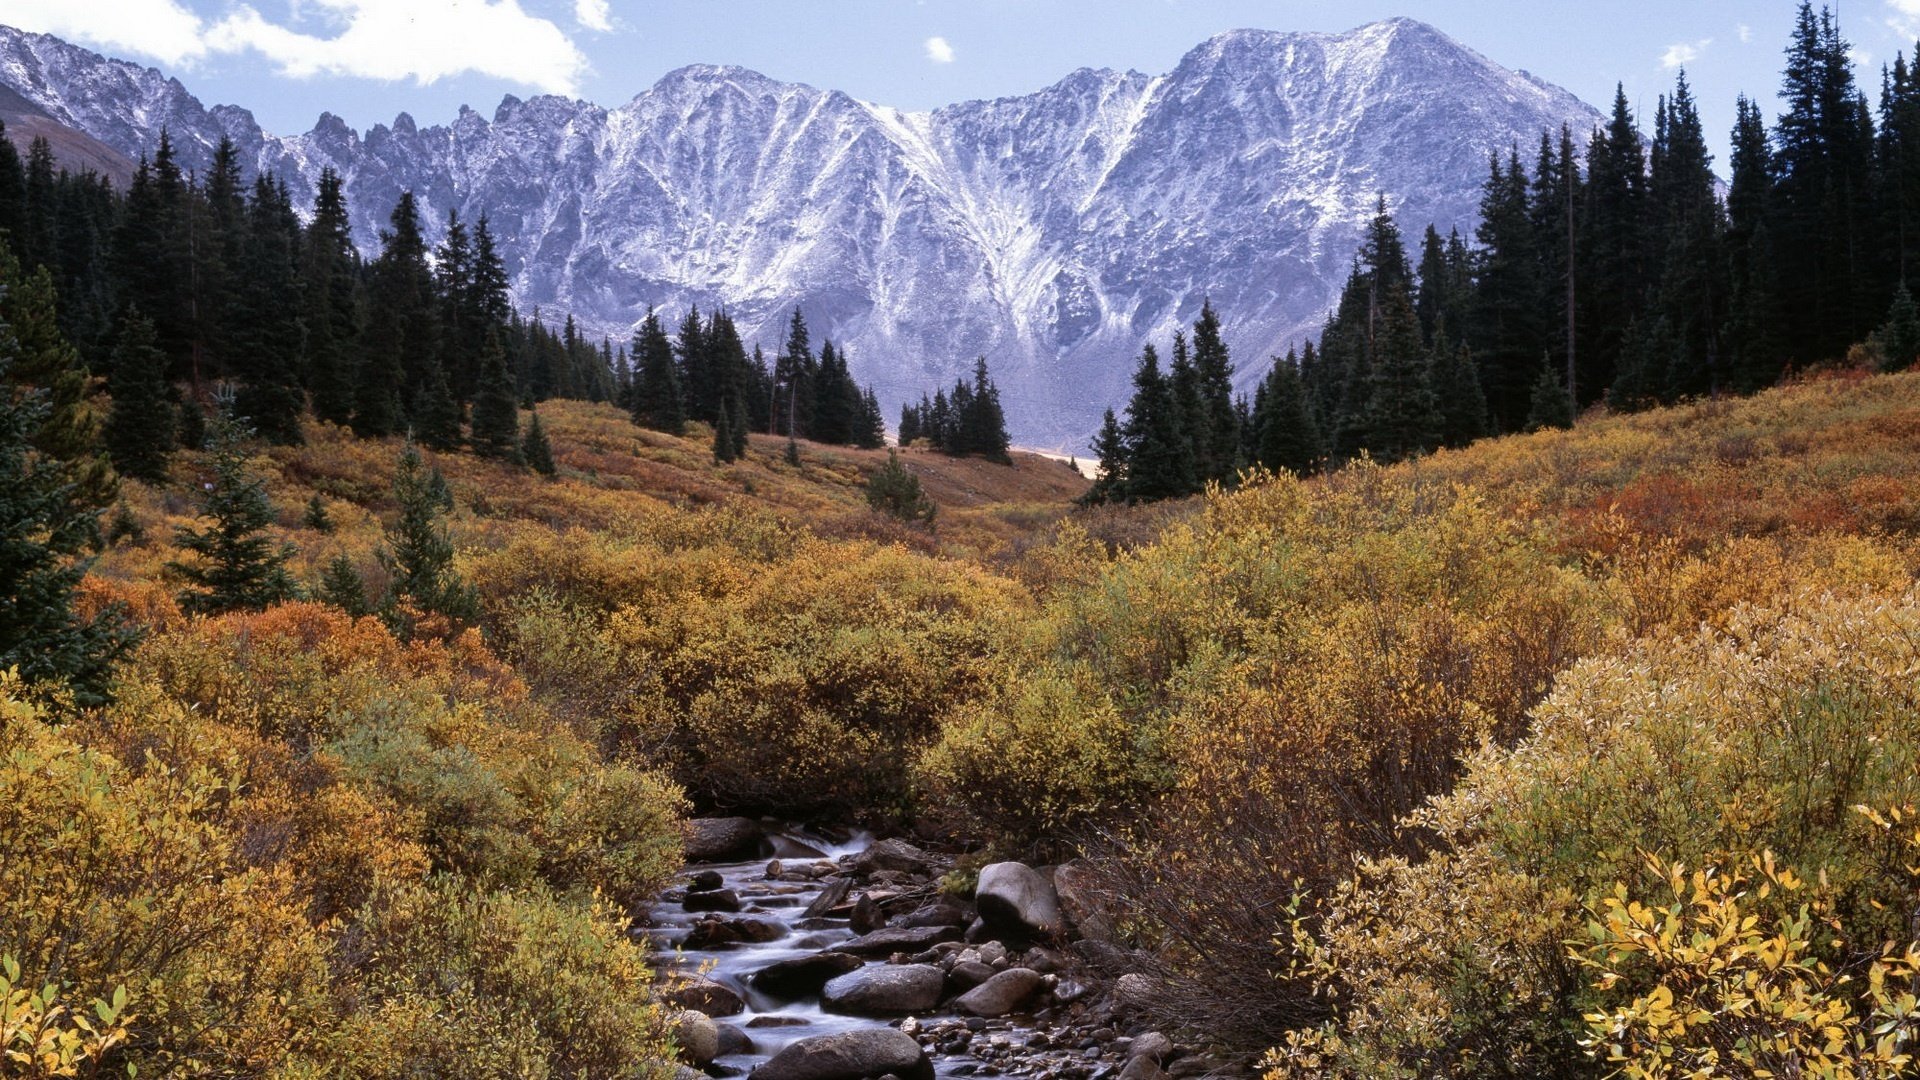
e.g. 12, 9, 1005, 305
0, 342, 135, 704
412, 360, 463, 451
1249, 353, 1321, 476
469, 330, 521, 461
522, 411, 555, 476
712, 404, 736, 464
866, 449, 936, 526
303, 168, 360, 427
631, 309, 684, 434
380, 442, 479, 630
169, 408, 298, 615
1429, 324, 1489, 449
1877, 283, 1920, 370
1363, 288, 1441, 463
303, 493, 333, 533
962, 356, 1011, 462
2, 255, 114, 506
1120, 343, 1195, 502
104, 307, 175, 484
899, 402, 922, 446
316, 554, 371, 617
1083, 408, 1128, 505
356, 192, 434, 437
1191, 299, 1240, 483
229, 176, 307, 445
1525, 357, 1576, 432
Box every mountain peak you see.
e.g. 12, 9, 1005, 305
0, 18, 1600, 446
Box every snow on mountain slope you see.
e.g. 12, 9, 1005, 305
0, 18, 1600, 446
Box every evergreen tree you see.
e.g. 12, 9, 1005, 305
103, 307, 175, 484
712, 404, 736, 463
302, 493, 333, 533
411, 359, 463, 451
1579, 85, 1650, 407
1249, 351, 1321, 476
899, 402, 921, 446
522, 411, 555, 476
1725, 97, 1787, 392
855, 387, 886, 450
1429, 323, 1489, 449
774, 309, 813, 437
631, 308, 684, 434
1525, 357, 1576, 431
316, 554, 370, 617
1120, 343, 1195, 502
379, 442, 479, 630
1474, 149, 1549, 431
1877, 283, 1920, 370
1190, 299, 1240, 484
229, 176, 307, 445
1363, 287, 1441, 462
169, 408, 298, 615
356, 192, 435, 437
961, 356, 1011, 462
1083, 408, 1128, 505
469, 330, 521, 461
811, 340, 855, 444
1169, 330, 1209, 471
866, 449, 936, 526
302, 168, 360, 427
0, 341, 135, 704
2, 254, 114, 506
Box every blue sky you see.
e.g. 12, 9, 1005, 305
7, 1, 1912, 168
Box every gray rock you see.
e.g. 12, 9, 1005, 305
952, 968, 1045, 1018
1118, 1058, 1168, 1080
975, 863, 1062, 939
715, 1022, 754, 1057
1128, 1033, 1173, 1064
689, 869, 726, 891
750, 952, 866, 999
749, 1029, 933, 1080
947, 960, 995, 993
684, 888, 743, 914
851, 838, 932, 876
903, 898, 971, 928
1111, 973, 1155, 1015
673, 1009, 720, 1065
821, 963, 946, 1016
663, 976, 746, 1017
803, 877, 853, 919
828, 925, 962, 957
1052, 860, 1112, 941
686, 817, 767, 863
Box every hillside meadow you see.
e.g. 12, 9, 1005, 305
13, 372, 1920, 1077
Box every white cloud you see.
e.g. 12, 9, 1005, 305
10, 0, 589, 95
1660, 38, 1711, 69
574, 0, 612, 33
1737, 24, 1752, 44
1891, 0, 1920, 40
924, 35, 955, 64
6, 0, 211, 65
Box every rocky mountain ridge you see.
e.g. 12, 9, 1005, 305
0, 19, 1601, 445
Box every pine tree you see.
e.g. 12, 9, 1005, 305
356, 192, 435, 437
712, 404, 736, 464
303, 493, 333, 533
630, 309, 684, 433
774, 309, 813, 437
1168, 331, 1209, 470
1474, 149, 1549, 431
1525, 357, 1575, 431
899, 402, 922, 446
866, 449, 936, 526
103, 307, 175, 484
961, 356, 1011, 462
412, 359, 463, 451
229, 176, 307, 445
2, 254, 114, 506
1877, 283, 1920, 370
522, 411, 555, 476
1363, 287, 1441, 463
1249, 352, 1321, 476
855, 387, 886, 450
380, 442, 479, 630
303, 167, 360, 427
469, 330, 521, 461
1120, 343, 1195, 502
1190, 299, 1240, 484
1082, 408, 1128, 505
316, 554, 371, 617
169, 408, 298, 615
1429, 323, 1489, 449
0, 340, 135, 704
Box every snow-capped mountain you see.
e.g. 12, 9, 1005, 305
0, 19, 1599, 446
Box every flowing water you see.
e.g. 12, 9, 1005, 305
646, 829, 891, 1076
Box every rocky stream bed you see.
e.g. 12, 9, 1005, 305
638, 820, 1245, 1080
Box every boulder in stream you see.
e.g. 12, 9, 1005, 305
820, 963, 946, 1016
686, 818, 767, 862
827, 925, 961, 957
952, 967, 1045, 1018
850, 838, 931, 876
749, 1029, 933, 1080
662, 975, 746, 1017
749, 952, 865, 999
974, 862, 1061, 939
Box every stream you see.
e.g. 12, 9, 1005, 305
646, 829, 883, 1076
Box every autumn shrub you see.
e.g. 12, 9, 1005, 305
1270, 586, 1920, 1079
308, 880, 675, 1080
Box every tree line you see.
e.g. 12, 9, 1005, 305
1093, 2, 1920, 501
0, 125, 624, 478
897, 356, 1012, 462
623, 305, 887, 462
